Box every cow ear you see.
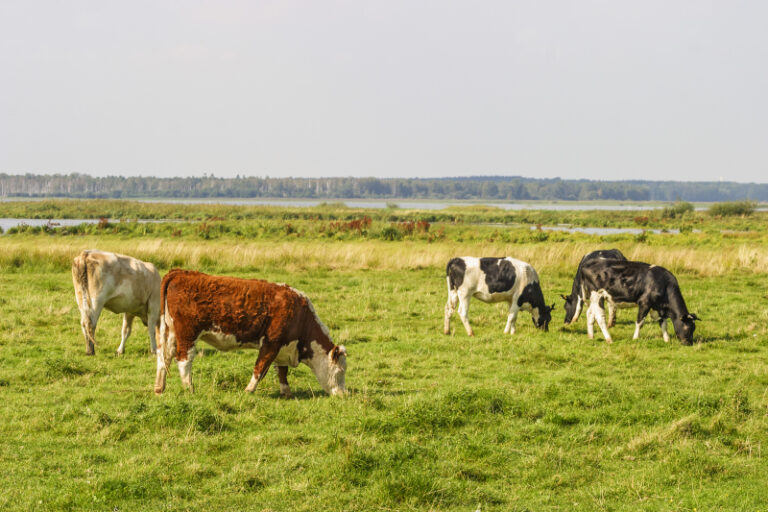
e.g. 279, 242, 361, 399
550, 303, 556, 311
687, 313, 700, 321
560, 294, 568, 301
331, 345, 347, 361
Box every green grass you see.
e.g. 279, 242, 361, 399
2, 252, 768, 511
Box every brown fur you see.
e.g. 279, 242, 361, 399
157, 269, 345, 395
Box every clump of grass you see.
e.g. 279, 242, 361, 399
709, 200, 757, 217
661, 201, 694, 218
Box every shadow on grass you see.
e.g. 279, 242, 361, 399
266, 387, 410, 400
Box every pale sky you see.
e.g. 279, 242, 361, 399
1, 1, 766, 182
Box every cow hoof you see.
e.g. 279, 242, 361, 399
605, 339, 613, 344
281, 392, 294, 399
154, 387, 164, 395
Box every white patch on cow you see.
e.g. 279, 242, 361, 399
177, 347, 196, 392
198, 325, 262, 352
273, 340, 301, 367
570, 295, 584, 325
588, 290, 613, 343
305, 340, 347, 395
245, 375, 259, 393
661, 319, 670, 342
632, 318, 645, 339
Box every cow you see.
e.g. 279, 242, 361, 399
444, 257, 554, 336
71, 250, 161, 355
154, 270, 347, 397
562, 249, 627, 327
576, 258, 699, 344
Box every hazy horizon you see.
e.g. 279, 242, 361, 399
2, 1, 767, 182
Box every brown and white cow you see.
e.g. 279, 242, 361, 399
72, 250, 161, 355
154, 270, 348, 397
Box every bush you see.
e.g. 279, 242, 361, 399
661, 201, 694, 219
380, 226, 403, 241
708, 201, 757, 217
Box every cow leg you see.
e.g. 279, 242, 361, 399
81, 300, 105, 355
177, 346, 197, 392
589, 293, 612, 343
154, 316, 177, 394
504, 302, 520, 335
586, 301, 595, 339
457, 292, 474, 337
154, 349, 167, 394
651, 311, 671, 342
245, 343, 282, 393
607, 301, 618, 328
633, 304, 651, 340
117, 313, 134, 355
444, 288, 459, 334
276, 366, 293, 398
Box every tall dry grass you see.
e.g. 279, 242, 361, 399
2, 237, 767, 276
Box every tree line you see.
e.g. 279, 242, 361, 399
0, 173, 766, 202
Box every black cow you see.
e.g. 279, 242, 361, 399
577, 258, 699, 344
562, 249, 627, 326
444, 257, 554, 336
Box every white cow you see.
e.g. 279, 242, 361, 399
71, 250, 161, 355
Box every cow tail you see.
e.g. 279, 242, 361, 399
159, 270, 179, 369
72, 253, 97, 348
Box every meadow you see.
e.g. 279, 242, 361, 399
1, 200, 768, 511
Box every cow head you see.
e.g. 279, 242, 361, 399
534, 303, 555, 331
673, 313, 699, 345
307, 342, 348, 396
327, 345, 348, 396
561, 294, 582, 325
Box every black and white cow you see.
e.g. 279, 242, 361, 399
562, 249, 627, 326
444, 257, 554, 336
576, 258, 699, 344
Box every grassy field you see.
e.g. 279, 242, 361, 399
2, 202, 768, 511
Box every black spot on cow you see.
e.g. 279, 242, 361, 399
480, 258, 516, 294
446, 258, 467, 290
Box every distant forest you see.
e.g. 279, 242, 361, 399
1, 173, 767, 202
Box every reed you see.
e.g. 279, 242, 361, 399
2, 236, 767, 277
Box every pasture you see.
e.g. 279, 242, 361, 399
1, 202, 768, 511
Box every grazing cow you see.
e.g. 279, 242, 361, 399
71, 250, 161, 355
562, 249, 627, 326
154, 270, 347, 397
577, 258, 699, 344
444, 257, 554, 336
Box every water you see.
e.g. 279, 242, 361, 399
0, 218, 166, 232
0, 217, 697, 237
532, 225, 692, 235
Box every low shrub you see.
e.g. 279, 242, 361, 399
709, 201, 757, 217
